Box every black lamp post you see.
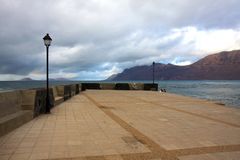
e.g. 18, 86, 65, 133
43, 33, 52, 114
152, 61, 155, 84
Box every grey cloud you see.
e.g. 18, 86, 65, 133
129, 0, 240, 29
0, 42, 44, 74
0, 0, 240, 80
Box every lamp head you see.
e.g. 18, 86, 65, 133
43, 33, 52, 47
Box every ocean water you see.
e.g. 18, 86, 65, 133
0, 81, 76, 92
157, 80, 240, 108
0, 80, 239, 108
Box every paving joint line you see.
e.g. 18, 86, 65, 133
168, 144, 240, 156
47, 152, 156, 160
120, 94, 240, 154
83, 93, 178, 160
46, 93, 240, 160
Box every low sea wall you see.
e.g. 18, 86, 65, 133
0, 83, 81, 137
0, 82, 158, 137
81, 83, 158, 91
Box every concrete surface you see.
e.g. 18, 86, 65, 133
0, 90, 34, 137
0, 90, 239, 160
20, 90, 36, 111
0, 91, 22, 118
0, 111, 33, 137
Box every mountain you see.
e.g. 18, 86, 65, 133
50, 78, 71, 81
20, 78, 71, 81
20, 78, 34, 81
105, 74, 118, 81
111, 50, 240, 80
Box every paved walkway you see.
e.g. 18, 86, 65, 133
0, 90, 240, 160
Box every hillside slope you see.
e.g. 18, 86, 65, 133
111, 50, 240, 80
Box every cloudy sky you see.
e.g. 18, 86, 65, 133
0, 0, 240, 80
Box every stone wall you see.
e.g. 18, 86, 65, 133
20, 89, 36, 111
0, 90, 33, 137
81, 83, 101, 91
56, 85, 64, 97
100, 83, 116, 90
64, 85, 71, 100
0, 91, 22, 118
143, 83, 158, 91
0, 83, 81, 137
0, 82, 157, 137
81, 83, 158, 91
33, 88, 54, 117
0, 82, 157, 120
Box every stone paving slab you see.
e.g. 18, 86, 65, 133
83, 90, 240, 159
0, 90, 240, 160
178, 151, 240, 160
88, 91, 240, 126
0, 94, 150, 160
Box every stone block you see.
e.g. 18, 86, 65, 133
129, 83, 144, 90
143, 83, 158, 91
20, 89, 36, 110
70, 84, 76, 96
78, 83, 82, 92
0, 111, 33, 137
56, 85, 65, 97
76, 84, 80, 94
52, 87, 64, 106
81, 83, 101, 91
115, 83, 130, 90
0, 91, 22, 118
64, 85, 71, 100
34, 88, 54, 117
100, 83, 116, 90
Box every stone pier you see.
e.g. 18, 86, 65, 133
0, 90, 239, 160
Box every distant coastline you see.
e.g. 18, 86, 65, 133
20, 77, 71, 81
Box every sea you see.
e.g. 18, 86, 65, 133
0, 80, 239, 108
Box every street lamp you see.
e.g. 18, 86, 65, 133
152, 61, 155, 84
43, 33, 52, 114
